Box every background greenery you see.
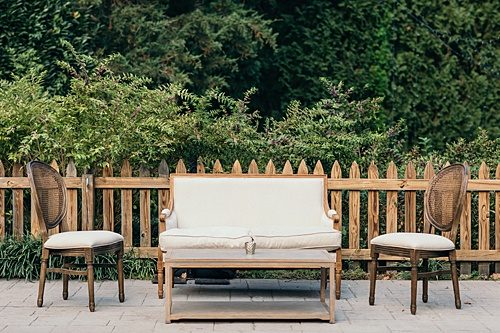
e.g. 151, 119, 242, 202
1, 0, 497, 150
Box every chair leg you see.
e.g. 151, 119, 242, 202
157, 248, 164, 299
85, 250, 95, 312
369, 249, 378, 306
335, 248, 342, 300
410, 251, 419, 315
62, 257, 69, 300
37, 249, 49, 307
422, 258, 428, 303
320, 267, 326, 303
117, 246, 125, 303
449, 251, 461, 309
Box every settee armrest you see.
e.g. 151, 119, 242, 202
160, 208, 178, 229
323, 209, 340, 230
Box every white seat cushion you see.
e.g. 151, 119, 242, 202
159, 227, 252, 250
370, 233, 455, 251
44, 231, 124, 249
251, 227, 341, 251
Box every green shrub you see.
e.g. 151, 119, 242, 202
0, 236, 156, 280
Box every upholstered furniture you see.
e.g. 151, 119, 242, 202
27, 161, 125, 312
157, 174, 342, 299
164, 249, 336, 323
369, 164, 468, 314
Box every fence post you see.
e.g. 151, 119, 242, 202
349, 162, 360, 250
65, 160, 78, 231
121, 160, 133, 247
478, 162, 490, 276
331, 161, 342, 238
386, 161, 398, 234
460, 162, 472, 275
139, 165, 151, 247
103, 162, 114, 231
404, 161, 416, 233
368, 161, 379, 246
82, 173, 95, 231
158, 160, 169, 236
12, 163, 23, 240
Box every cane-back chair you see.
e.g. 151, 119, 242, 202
369, 163, 468, 314
27, 161, 125, 312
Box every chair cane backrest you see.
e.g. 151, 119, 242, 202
27, 161, 67, 237
424, 164, 467, 237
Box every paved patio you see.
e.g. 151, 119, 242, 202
0, 278, 498, 332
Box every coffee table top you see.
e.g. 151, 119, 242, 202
164, 249, 335, 268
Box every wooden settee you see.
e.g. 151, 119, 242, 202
157, 174, 342, 299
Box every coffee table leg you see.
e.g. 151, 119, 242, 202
320, 267, 326, 303
165, 264, 172, 324
329, 265, 335, 323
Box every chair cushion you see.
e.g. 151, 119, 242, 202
44, 231, 124, 249
370, 233, 455, 251
159, 227, 252, 250
251, 227, 341, 251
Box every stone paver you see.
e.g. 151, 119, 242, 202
0, 279, 498, 332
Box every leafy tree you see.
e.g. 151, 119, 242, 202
0, 0, 99, 93
97, 0, 276, 97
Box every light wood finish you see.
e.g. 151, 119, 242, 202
331, 161, 342, 233
313, 160, 324, 175
232, 160, 243, 174
2, 174, 500, 191
13, 163, 23, 239
298, 159, 309, 174
368, 162, 379, 245
175, 159, 187, 173
404, 161, 416, 233
81, 174, 94, 231
65, 160, 78, 232
213, 159, 224, 173
265, 159, 276, 174
27, 161, 124, 312
196, 159, 205, 173
478, 162, 490, 276
460, 162, 472, 274
158, 160, 169, 235
349, 162, 360, 249
248, 160, 259, 174
386, 162, 398, 234
102, 163, 114, 231
282, 160, 293, 175
163, 249, 335, 323
423, 162, 435, 234
120, 160, 133, 247
139, 166, 151, 247
369, 164, 467, 315
169, 301, 331, 321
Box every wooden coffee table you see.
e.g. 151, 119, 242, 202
163, 249, 336, 323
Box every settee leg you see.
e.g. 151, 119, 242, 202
157, 248, 164, 299
335, 248, 342, 300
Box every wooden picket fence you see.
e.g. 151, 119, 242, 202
0, 158, 499, 275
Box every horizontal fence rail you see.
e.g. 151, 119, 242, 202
0, 158, 499, 276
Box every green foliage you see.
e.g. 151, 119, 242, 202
263, 80, 405, 170
0, 236, 156, 280
99, 0, 276, 97
0, 0, 99, 93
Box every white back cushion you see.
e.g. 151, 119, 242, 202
171, 176, 327, 229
